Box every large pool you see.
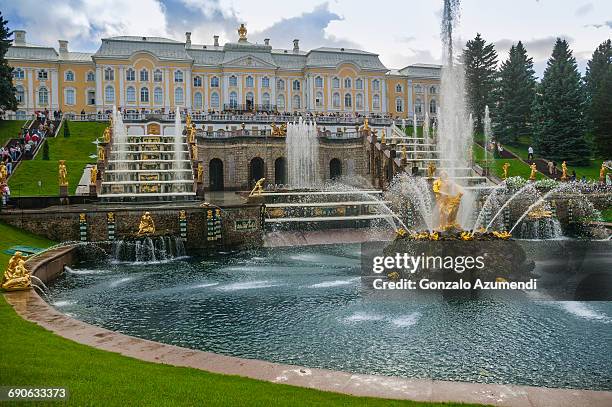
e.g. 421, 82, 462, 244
47, 244, 612, 390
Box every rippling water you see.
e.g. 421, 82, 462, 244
49, 244, 612, 390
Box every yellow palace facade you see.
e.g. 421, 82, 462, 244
7, 25, 441, 120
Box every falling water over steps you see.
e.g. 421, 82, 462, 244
111, 236, 186, 263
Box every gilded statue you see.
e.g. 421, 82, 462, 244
599, 163, 606, 182
238, 23, 247, 40
191, 144, 198, 160
1, 252, 31, 291
197, 162, 204, 182
529, 163, 537, 181
0, 162, 7, 184
188, 124, 196, 144
528, 205, 552, 220
380, 129, 386, 144
137, 212, 156, 236
561, 161, 568, 181
503, 162, 510, 179
401, 146, 407, 162
58, 160, 68, 186
186, 114, 192, 128
270, 122, 287, 136
249, 178, 265, 197
427, 162, 436, 178
179, 210, 187, 220
362, 118, 370, 131
107, 212, 115, 222
98, 146, 105, 161
90, 165, 98, 185
432, 173, 463, 230
79, 213, 86, 223
103, 127, 111, 143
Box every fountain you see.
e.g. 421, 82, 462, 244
286, 117, 319, 189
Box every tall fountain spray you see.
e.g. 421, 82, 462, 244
424, 112, 430, 139
113, 105, 128, 179
483, 105, 492, 173
413, 111, 418, 138
174, 106, 184, 181
286, 118, 319, 188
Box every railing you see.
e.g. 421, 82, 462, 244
199, 129, 362, 140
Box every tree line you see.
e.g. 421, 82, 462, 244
464, 33, 611, 165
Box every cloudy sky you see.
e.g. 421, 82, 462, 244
3, 0, 611, 77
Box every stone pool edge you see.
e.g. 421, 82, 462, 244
3, 245, 611, 407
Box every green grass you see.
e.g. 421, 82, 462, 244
473, 144, 545, 180
9, 121, 105, 196
601, 209, 612, 223
0, 119, 27, 147
0, 222, 480, 406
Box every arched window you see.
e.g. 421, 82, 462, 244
140, 87, 149, 103
38, 87, 49, 105
355, 78, 363, 90
344, 93, 352, 108
174, 87, 184, 104
154, 87, 163, 105
356, 93, 363, 109
38, 69, 48, 80
373, 94, 380, 110
344, 78, 352, 88
332, 77, 340, 89
372, 79, 380, 91
211, 92, 220, 108
193, 75, 202, 87
396, 97, 403, 112
415, 97, 423, 114
126, 68, 135, 81
126, 86, 136, 103
229, 75, 237, 87
262, 92, 270, 109
104, 68, 114, 81
86, 71, 95, 82
332, 92, 340, 108
174, 70, 184, 83
229, 91, 237, 108
15, 85, 25, 104
395, 84, 402, 93
292, 94, 301, 109
261, 76, 270, 88
246, 75, 254, 87
277, 94, 285, 110
140, 69, 149, 82
315, 91, 323, 107
246, 91, 254, 109
292, 80, 300, 91
210, 76, 219, 88
277, 79, 285, 91
315, 76, 323, 88
429, 86, 436, 94
13, 68, 25, 79
429, 99, 437, 114
65, 88, 75, 105
194, 92, 203, 108
65, 70, 74, 81
105, 85, 114, 102
153, 69, 163, 82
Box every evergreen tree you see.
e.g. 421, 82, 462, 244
584, 39, 612, 157
63, 121, 70, 138
464, 33, 498, 133
0, 13, 17, 112
532, 38, 590, 165
494, 41, 536, 144
42, 140, 49, 160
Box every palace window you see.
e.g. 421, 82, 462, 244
13, 68, 25, 80
87, 90, 95, 105
104, 67, 114, 81
174, 87, 184, 104
154, 69, 163, 82
277, 79, 285, 91
373, 94, 380, 110
210, 76, 220, 88
276, 94, 285, 110
38, 69, 48, 80
229, 75, 237, 87
415, 98, 423, 114
105, 85, 115, 102
126, 68, 135, 82
395, 84, 402, 93
38, 87, 49, 105
126, 86, 136, 103
315, 91, 323, 107
356, 93, 363, 109
429, 86, 436, 94
174, 70, 184, 83
355, 78, 363, 90
292, 80, 300, 91
246, 92, 254, 105
86, 71, 95, 82
332, 77, 340, 89
396, 97, 403, 112
415, 84, 423, 93
211, 92, 220, 108
332, 92, 340, 108
140, 87, 149, 103
193, 75, 202, 87
246, 76, 254, 88
194, 92, 203, 109
154, 87, 163, 105
372, 79, 380, 91
65, 70, 74, 81
315, 76, 323, 88
262, 93, 270, 109
140, 69, 149, 82
65, 88, 75, 105
16, 85, 25, 104
429, 99, 437, 114
344, 93, 352, 108
344, 78, 352, 88
293, 94, 301, 109
229, 91, 238, 108
261, 76, 270, 88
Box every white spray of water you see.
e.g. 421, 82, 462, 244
286, 117, 320, 188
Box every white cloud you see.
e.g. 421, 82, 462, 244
575, 2, 594, 16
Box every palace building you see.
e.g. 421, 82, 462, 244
7, 25, 441, 119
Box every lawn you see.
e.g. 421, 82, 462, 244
0, 119, 27, 147
473, 144, 545, 181
0, 222, 480, 406
602, 209, 612, 223
9, 121, 105, 196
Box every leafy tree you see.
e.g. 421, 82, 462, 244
584, 39, 612, 157
464, 33, 498, 133
494, 41, 536, 144
532, 39, 590, 165
0, 12, 17, 112
63, 121, 70, 138
42, 140, 49, 160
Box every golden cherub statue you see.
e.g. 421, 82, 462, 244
249, 178, 265, 197
0, 162, 7, 184
427, 162, 436, 178
529, 163, 537, 181
58, 160, 68, 186
599, 163, 606, 183
90, 165, 98, 185
197, 162, 204, 183
98, 146, 105, 161
191, 144, 198, 160
137, 212, 156, 236
1, 252, 31, 291
561, 161, 568, 181
103, 127, 111, 143
503, 162, 510, 179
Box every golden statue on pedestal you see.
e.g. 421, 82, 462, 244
191, 144, 198, 160
432, 173, 463, 230
1, 252, 31, 291
137, 212, 156, 236
58, 160, 68, 187
599, 163, 606, 183
362, 118, 370, 131
529, 163, 537, 181
401, 146, 407, 162
103, 127, 111, 143
98, 146, 105, 161
380, 129, 386, 144
503, 162, 510, 179
90, 165, 98, 185
427, 162, 436, 178
238, 23, 247, 41
0, 162, 7, 184
561, 161, 568, 181
188, 124, 196, 144
249, 178, 265, 197
197, 162, 204, 183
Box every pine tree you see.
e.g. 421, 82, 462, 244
533, 39, 590, 165
0, 12, 17, 112
42, 140, 49, 160
464, 33, 498, 134
494, 41, 536, 144
63, 121, 70, 138
584, 39, 612, 157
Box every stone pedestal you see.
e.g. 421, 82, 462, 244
97, 161, 105, 172
89, 184, 97, 196
59, 185, 68, 197
196, 182, 205, 199
247, 195, 265, 205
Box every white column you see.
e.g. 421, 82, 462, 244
223, 74, 229, 108
327, 75, 332, 111
287, 78, 292, 111
407, 79, 413, 117
381, 77, 387, 113
271, 75, 276, 109
203, 75, 208, 111
50, 70, 59, 110
95, 66, 103, 109
309, 75, 314, 110
119, 66, 125, 107
364, 77, 369, 114
164, 68, 171, 108
237, 74, 242, 106
185, 69, 192, 109
27, 68, 34, 111
256, 76, 261, 105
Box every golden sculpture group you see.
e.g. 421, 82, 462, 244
249, 178, 265, 197
432, 172, 463, 230
270, 122, 287, 136
1, 252, 31, 291
137, 212, 156, 236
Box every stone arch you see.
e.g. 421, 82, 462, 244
274, 157, 287, 185
209, 158, 224, 191
330, 158, 342, 180
249, 157, 265, 188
